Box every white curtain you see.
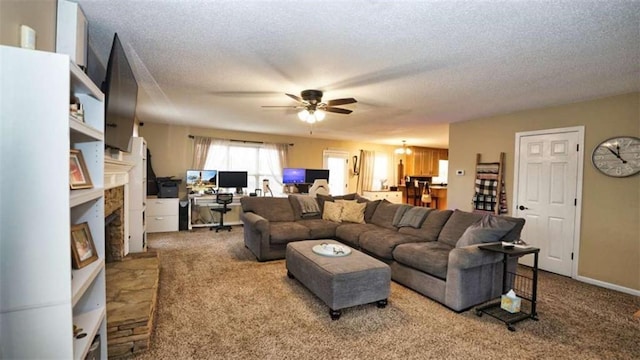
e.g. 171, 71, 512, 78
204, 138, 231, 170
191, 136, 212, 169
358, 150, 375, 192
263, 142, 289, 189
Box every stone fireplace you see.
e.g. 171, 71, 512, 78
105, 186, 125, 262
104, 157, 134, 262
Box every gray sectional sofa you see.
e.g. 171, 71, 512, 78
240, 194, 525, 311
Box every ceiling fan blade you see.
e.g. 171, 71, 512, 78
324, 106, 353, 114
326, 98, 357, 106
285, 93, 303, 103
261, 105, 302, 109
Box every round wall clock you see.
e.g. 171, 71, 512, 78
591, 136, 640, 177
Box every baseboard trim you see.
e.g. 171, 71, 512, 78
576, 275, 640, 296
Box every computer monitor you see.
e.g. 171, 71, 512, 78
283, 168, 306, 184
305, 169, 330, 184
218, 171, 248, 194
186, 169, 217, 187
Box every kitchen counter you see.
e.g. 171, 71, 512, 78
398, 184, 447, 210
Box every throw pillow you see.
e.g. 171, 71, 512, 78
322, 201, 343, 223
364, 200, 381, 223
397, 207, 431, 228
456, 215, 517, 248
336, 200, 366, 223
391, 205, 412, 227
316, 194, 334, 213
334, 193, 357, 201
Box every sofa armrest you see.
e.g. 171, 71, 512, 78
448, 243, 503, 270
240, 211, 269, 233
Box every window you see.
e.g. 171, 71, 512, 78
323, 150, 349, 196
203, 141, 285, 195
371, 153, 389, 190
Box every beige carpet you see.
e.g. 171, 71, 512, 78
134, 228, 639, 360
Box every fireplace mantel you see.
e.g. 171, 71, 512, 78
105, 157, 134, 189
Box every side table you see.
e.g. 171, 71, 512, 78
475, 243, 540, 331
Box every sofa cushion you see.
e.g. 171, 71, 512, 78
269, 222, 311, 244
322, 201, 343, 222
398, 209, 452, 241
241, 197, 295, 222
288, 195, 321, 220
296, 219, 340, 239
397, 207, 431, 228
391, 205, 412, 227
499, 216, 526, 242
393, 241, 454, 280
335, 193, 358, 201
335, 223, 379, 248
336, 200, 366, 223
370, 201, 405, 230
359, 229, 422, 260
355, 195, 381, 223
437, 210, 484, 247
456, 215, 517, 247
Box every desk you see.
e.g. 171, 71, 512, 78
188, 194, 243, 230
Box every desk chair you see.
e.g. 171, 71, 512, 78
210, 193, 233, 232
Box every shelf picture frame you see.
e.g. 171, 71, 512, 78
70, 222, 98, 269
70, 148, 93, 189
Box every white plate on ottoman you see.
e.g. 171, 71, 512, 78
312, 243, 352, 257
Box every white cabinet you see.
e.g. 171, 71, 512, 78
362, 191, 403, 204
147, 197, 179, 233
0, 46, 107, 359
124, 137, 147, 252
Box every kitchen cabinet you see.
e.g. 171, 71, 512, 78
406, 147, 448, 177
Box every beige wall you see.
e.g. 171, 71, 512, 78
139, 123, 401, 196
449, 92, 640, 291
0, 0, 56, 51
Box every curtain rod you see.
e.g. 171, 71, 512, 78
188, 135, 293, 146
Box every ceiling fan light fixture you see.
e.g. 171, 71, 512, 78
298, 109, 310, 121
298, 109, 325, 124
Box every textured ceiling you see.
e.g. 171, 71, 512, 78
76, 0, 640, 148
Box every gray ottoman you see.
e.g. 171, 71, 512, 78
286, 240, 391, 320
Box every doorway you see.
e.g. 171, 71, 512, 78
323, 150, 349, 196
513, 126, 584, 277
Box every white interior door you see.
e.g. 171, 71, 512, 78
514, 127, 583, 277
323, 150, 349, 196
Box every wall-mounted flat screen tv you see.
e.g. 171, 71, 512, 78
103, 33, 138, 152
282, 168, 306, 184
305, 169, 330, 184
186, 170, 217, 187
218, 171, 248, 194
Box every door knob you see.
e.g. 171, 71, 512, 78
518, 205, 529, 210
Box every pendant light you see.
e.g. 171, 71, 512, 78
395, 140, 412, 155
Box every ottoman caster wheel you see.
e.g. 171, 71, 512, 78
287, 271, 295, 279
330, 309, 341, 320
376, 299, 388, 308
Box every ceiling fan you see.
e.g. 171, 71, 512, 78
262, 89, 357, 124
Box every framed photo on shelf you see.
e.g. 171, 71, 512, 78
70, 222, 98, 269
69, 149, 93, 189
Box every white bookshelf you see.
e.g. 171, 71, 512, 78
0, 46, 107, 359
